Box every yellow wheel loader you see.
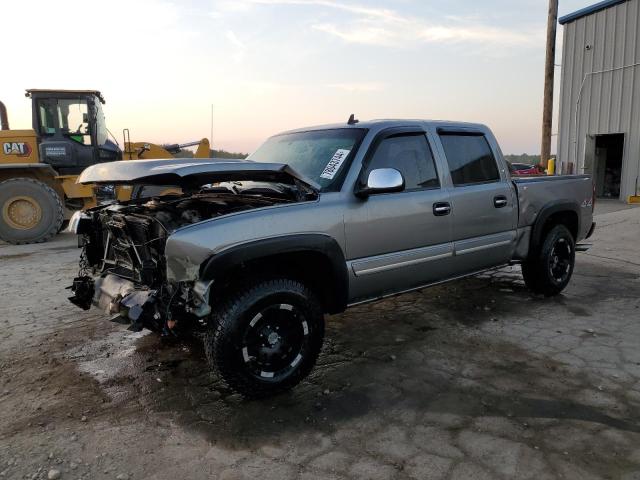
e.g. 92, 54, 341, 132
0, 89, 210, 244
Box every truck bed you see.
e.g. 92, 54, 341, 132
513, 174, 594, 241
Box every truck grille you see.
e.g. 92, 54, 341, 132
102, 213, 165, 285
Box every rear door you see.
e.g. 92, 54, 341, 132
435, 128, 516, 273
345, 129, 453, 302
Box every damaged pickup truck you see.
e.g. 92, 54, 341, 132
69, 119, 595, 397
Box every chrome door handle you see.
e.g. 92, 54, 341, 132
494, 196, 508, 208
433, 202, 451, 216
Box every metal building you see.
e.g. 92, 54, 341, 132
557, 0, 640, 202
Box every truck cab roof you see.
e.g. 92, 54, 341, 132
278, 118, 490, 136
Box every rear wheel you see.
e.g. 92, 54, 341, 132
0, 178, 64, 244
522, 224, 575, 296
204, 278, 325, 398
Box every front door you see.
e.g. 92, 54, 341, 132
345, 129, 453, 302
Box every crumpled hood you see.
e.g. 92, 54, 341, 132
77, 158, 320, 191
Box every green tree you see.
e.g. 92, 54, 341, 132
171, 148, 249, 159
209, 149, 248, 159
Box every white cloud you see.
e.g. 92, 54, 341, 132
313, 23, 397, 46
312, 6, 538, 49
212, 0, 401, 21
212, 0, 542, 50
210, 0, 255, 17
226, 30, 247, 63
326, 82, 385, 93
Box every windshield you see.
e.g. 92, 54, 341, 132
248, 128, 367, 191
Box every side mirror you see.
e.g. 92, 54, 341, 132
356, 168, 405, 197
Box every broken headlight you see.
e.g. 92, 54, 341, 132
67, 211, 93, 235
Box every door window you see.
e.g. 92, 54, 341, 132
440, 134, 500, 186
36, 98, 92, 145
57, 99, 91, 145
38, 101, 56, 135
365, 134, 440, 191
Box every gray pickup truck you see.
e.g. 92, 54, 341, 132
69, 119, 595, 397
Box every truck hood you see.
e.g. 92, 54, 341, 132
77, 158, 320, 191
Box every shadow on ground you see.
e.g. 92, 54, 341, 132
82, 264, 639, 451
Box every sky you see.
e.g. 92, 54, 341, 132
1, 0, 595, 155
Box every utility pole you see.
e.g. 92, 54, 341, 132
541, 0, 559, 170
210, 104, 214, 154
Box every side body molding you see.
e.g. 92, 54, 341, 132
199, 234, 349, 314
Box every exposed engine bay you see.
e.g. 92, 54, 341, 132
90, 191, 295, 283
68, 186, 308, 335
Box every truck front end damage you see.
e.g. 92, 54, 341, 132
67, 158, 318, 335
70, 273, 213, 334
68, 202, 217, 335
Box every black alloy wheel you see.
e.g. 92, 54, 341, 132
205, 278, 324, 398
548, 236, 573, 285
241, 302, 311, 382
522, 224, 576, 296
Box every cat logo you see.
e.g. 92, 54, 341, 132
2, 142, 32, 157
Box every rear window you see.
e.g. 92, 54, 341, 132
440, 134, 500, 186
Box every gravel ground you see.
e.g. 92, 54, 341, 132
0, 202, 639, 480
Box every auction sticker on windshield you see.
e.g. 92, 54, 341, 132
320, 149, 351, 180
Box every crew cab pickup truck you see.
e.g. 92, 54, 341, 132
69, 119, 595, 397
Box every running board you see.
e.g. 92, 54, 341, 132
576, 243, 592, 252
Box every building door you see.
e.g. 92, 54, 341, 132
586, 134, 625, 199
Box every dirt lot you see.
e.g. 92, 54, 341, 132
1, 203, 639, 480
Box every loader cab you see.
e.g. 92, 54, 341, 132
27, 89, 121, 174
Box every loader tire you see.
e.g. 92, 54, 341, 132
522, 224, 575, 297
0, 178, 64, 245
204, 278, 324, 398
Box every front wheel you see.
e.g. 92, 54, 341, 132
522, 224, 576, 296
204, 278, 325, 398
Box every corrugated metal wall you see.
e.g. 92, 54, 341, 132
557, 0, 640, 200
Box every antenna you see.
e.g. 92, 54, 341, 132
347, 114, 359, 125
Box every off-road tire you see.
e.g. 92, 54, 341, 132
204, 278, 325, 398
522, 224, 576, 296
0, 178, 64, 245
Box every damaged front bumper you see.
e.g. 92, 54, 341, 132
68, 274, 213, 333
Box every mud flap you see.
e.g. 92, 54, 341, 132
67, 276, 95, 310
